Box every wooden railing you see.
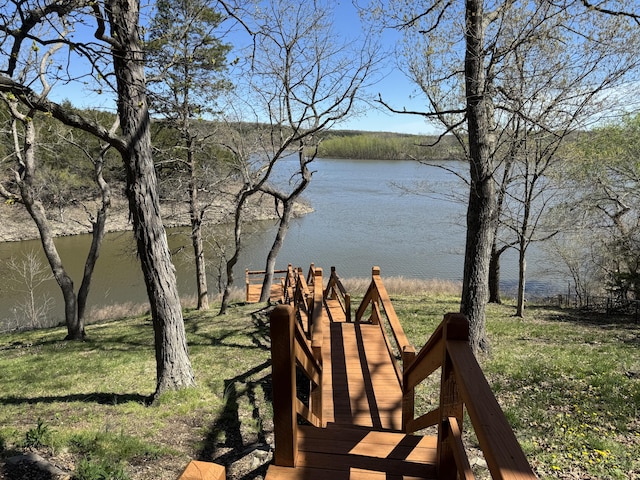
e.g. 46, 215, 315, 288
355, 266, 416, 387
402, 313, 537, 480
245, 266, 289, 302
324, 266, 351, 321
270, 303, 323, 467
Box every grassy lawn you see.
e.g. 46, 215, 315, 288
0, 295, 639, 479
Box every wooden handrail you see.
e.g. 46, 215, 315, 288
246, 266, 290, 302
355, 266, 415, 386
309, 267, 324, 358
270, 304, 323, 467
323, 266, 351, 321
402, 313, 536, 479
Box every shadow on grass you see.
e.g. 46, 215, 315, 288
0, 392, 150, 406
198, 359, 274, 480
185, 305, 273, 352
197, 307, 273, 480
532, 304, 640, 330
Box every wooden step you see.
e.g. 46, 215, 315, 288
265, 425, 437, 480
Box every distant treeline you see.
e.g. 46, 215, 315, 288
317, 131, 463, 161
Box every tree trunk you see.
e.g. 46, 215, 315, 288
77, 151, 111, 323
460, 0, 495, 354
488, 244, 502, 304
107, 0, 195, 398
18, 118, 84, 340
189, 144, 209, 310
259, 201, 294, 303
516, 249, 526, 317
220, 193, 247, 315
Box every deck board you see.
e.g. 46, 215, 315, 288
321, 320, 403, 431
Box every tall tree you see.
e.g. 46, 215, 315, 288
0, 33, 114, 340
146, 0, 232, 311
0, 0, 195, 399
218, 0, 377, 311
367, 0, 640, 350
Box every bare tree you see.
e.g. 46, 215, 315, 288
6, 251, 54, 331
365, 0, 640, 350
218, 0, 378, 311
0, 0, 195, 398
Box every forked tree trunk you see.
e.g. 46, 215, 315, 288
107, 0, 195, 398
460, 0, 495, 354
17, 117, 85, 340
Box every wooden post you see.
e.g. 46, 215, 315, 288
270, 305, 298, 467
311, 268, 324, 362
437, 313, 469, 479
371, 266, 381, 325
401, 345, 416, 432
178, 460, 225, 480
245, 268, 250, 302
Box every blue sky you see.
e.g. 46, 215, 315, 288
47, 1, 434, 135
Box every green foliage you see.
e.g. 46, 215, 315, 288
23, 418, 52, 449
68, 430, 165, 462
74, 457, 130, 480
317, 132, 462, 160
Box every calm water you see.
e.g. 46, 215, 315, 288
0, 158, 564, 325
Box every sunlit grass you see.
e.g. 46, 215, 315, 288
0, 294, 638, 479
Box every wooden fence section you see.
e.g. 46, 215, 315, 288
245, 267, 289, 303
267, 264, 537, 480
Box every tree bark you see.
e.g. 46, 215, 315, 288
107, 0, 195, 398
259, 201, 293, 303
460, 0, 495, 354
188, 140, 209, 310
488, 244, 502, 304
516, 250, 526, 317
16, 116, 85, 340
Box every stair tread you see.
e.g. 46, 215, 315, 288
265, 425, 437, 480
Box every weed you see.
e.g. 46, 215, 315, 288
23, 418, 52, 449
74, 457, 130, 480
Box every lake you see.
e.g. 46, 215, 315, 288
0, 158, 565, 327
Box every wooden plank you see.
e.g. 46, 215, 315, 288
178, 461, 225, 480
321, 321, 403, 430
267, 465, 434, 480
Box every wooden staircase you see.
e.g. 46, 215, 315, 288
266, 265, 537, 480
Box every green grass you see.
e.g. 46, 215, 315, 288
0, 297, 639, 479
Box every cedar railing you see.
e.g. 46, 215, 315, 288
270, 303, 323, 467
355, 266, 416, 387
402, 313, 537, 479
245, 266, 290, 302
324, 266, 351, 321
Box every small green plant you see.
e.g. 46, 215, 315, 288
74, 457, 130, 480
23, 418, 51, 449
